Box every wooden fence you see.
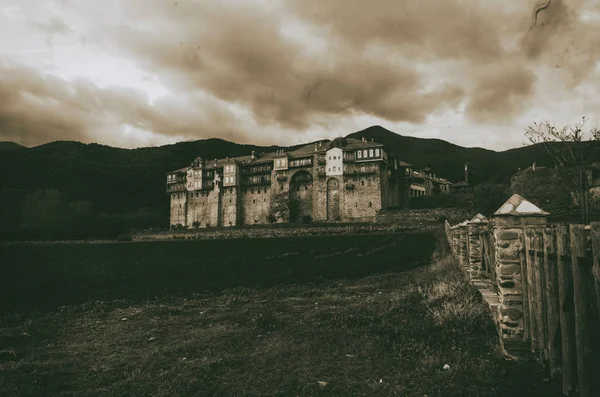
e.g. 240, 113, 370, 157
520, 223, 600, 397
446, 214, 600, 397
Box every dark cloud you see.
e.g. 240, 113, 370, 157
93, 0, 600, 128
0, 63, 250, 147
91, 0, 469, 129
4, 0, 600, 149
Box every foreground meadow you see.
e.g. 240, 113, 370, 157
0, 232, 561, 396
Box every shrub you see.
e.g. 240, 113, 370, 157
117, 233, 133, 242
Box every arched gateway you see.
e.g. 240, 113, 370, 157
289, 171, 313, 222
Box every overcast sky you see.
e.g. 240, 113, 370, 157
1, 0, 599, 150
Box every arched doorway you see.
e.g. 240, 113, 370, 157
327, 177, 341, 221
289, 171, 313, 223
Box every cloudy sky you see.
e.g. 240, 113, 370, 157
1, 0, 600, 150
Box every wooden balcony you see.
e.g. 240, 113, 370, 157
166, 184, 186, 193
356, 169, 377, 176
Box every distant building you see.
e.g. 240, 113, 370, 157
449, 163, 473, 193
409, 167, 451, 197
166, 137, 419, 227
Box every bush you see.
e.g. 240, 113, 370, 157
117, 234, 133, 242
300, 215, 312, 224
409, 193, 473, 209
472, 184, 511, 217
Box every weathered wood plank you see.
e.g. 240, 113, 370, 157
556, 224, 576, 396
522, 228, 534, 347
533, 229, 548, 364
569, 224, 592, 397
543, 227, 560, 377
590, 222, 600, 320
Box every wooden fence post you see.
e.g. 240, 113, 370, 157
533, 228, 548, 364
523, 228, 535, 348
569, 224, 593, 397
543, 226, 561, 377
590, 222, 600, 317
556, 224, 577, 396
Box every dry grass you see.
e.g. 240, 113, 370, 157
0, 234, 562, 397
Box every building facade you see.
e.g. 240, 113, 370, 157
409, 168, 451, 197
166, 137, 414, 228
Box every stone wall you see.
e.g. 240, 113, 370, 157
240, 186, 272, 225
377, 207, 473, 227
135, 223, 411, 241
186, 192, 209, 228
222, 186, 239, 227
170, 192, 187, 226
445, 194, 549, 359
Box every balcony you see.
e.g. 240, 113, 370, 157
240, 166, 273, 175
166, 184, 186, 193
317, 158, 326, 166
289, 161, 313, 169
241, 177, 272, 187
276, 175, 288, 182
356, 169, 377, 176
343, 157, 355, 163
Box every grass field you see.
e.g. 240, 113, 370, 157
0, 231, 561, 396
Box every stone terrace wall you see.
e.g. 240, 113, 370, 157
376, 207, 473, 227
134, 223, 414, 241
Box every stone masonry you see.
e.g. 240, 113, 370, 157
467, 213, 488, 280
166, 137, 417, 228
446, 194, 549, 359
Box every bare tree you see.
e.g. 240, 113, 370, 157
525, 117, 600, 223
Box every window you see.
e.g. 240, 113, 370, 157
328, 168, 331, 172
363, 150, 367, 157
369, 202, 372, 208
361, 180, 365, 186
375, 149, 380, 156
369, 149, 374, 157
329, 156, 331, 160
357, 151, 362, 159
333, 166, 336, 172
276, 160, 280, 167
253, 199, 256, 204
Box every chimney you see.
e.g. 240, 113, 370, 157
251, 151, 256, 160
464, 163, 469, 183
532, 162, 536, 171
314, 143, 317, 151
226, 157, 229, 162
214, 159, 217, 166
371, 138, 374, 143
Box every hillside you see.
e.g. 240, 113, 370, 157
0, 127, 556, 218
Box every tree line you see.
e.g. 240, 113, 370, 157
0, 189, 168, 241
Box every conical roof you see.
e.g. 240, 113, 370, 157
493, 194, 549, 216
